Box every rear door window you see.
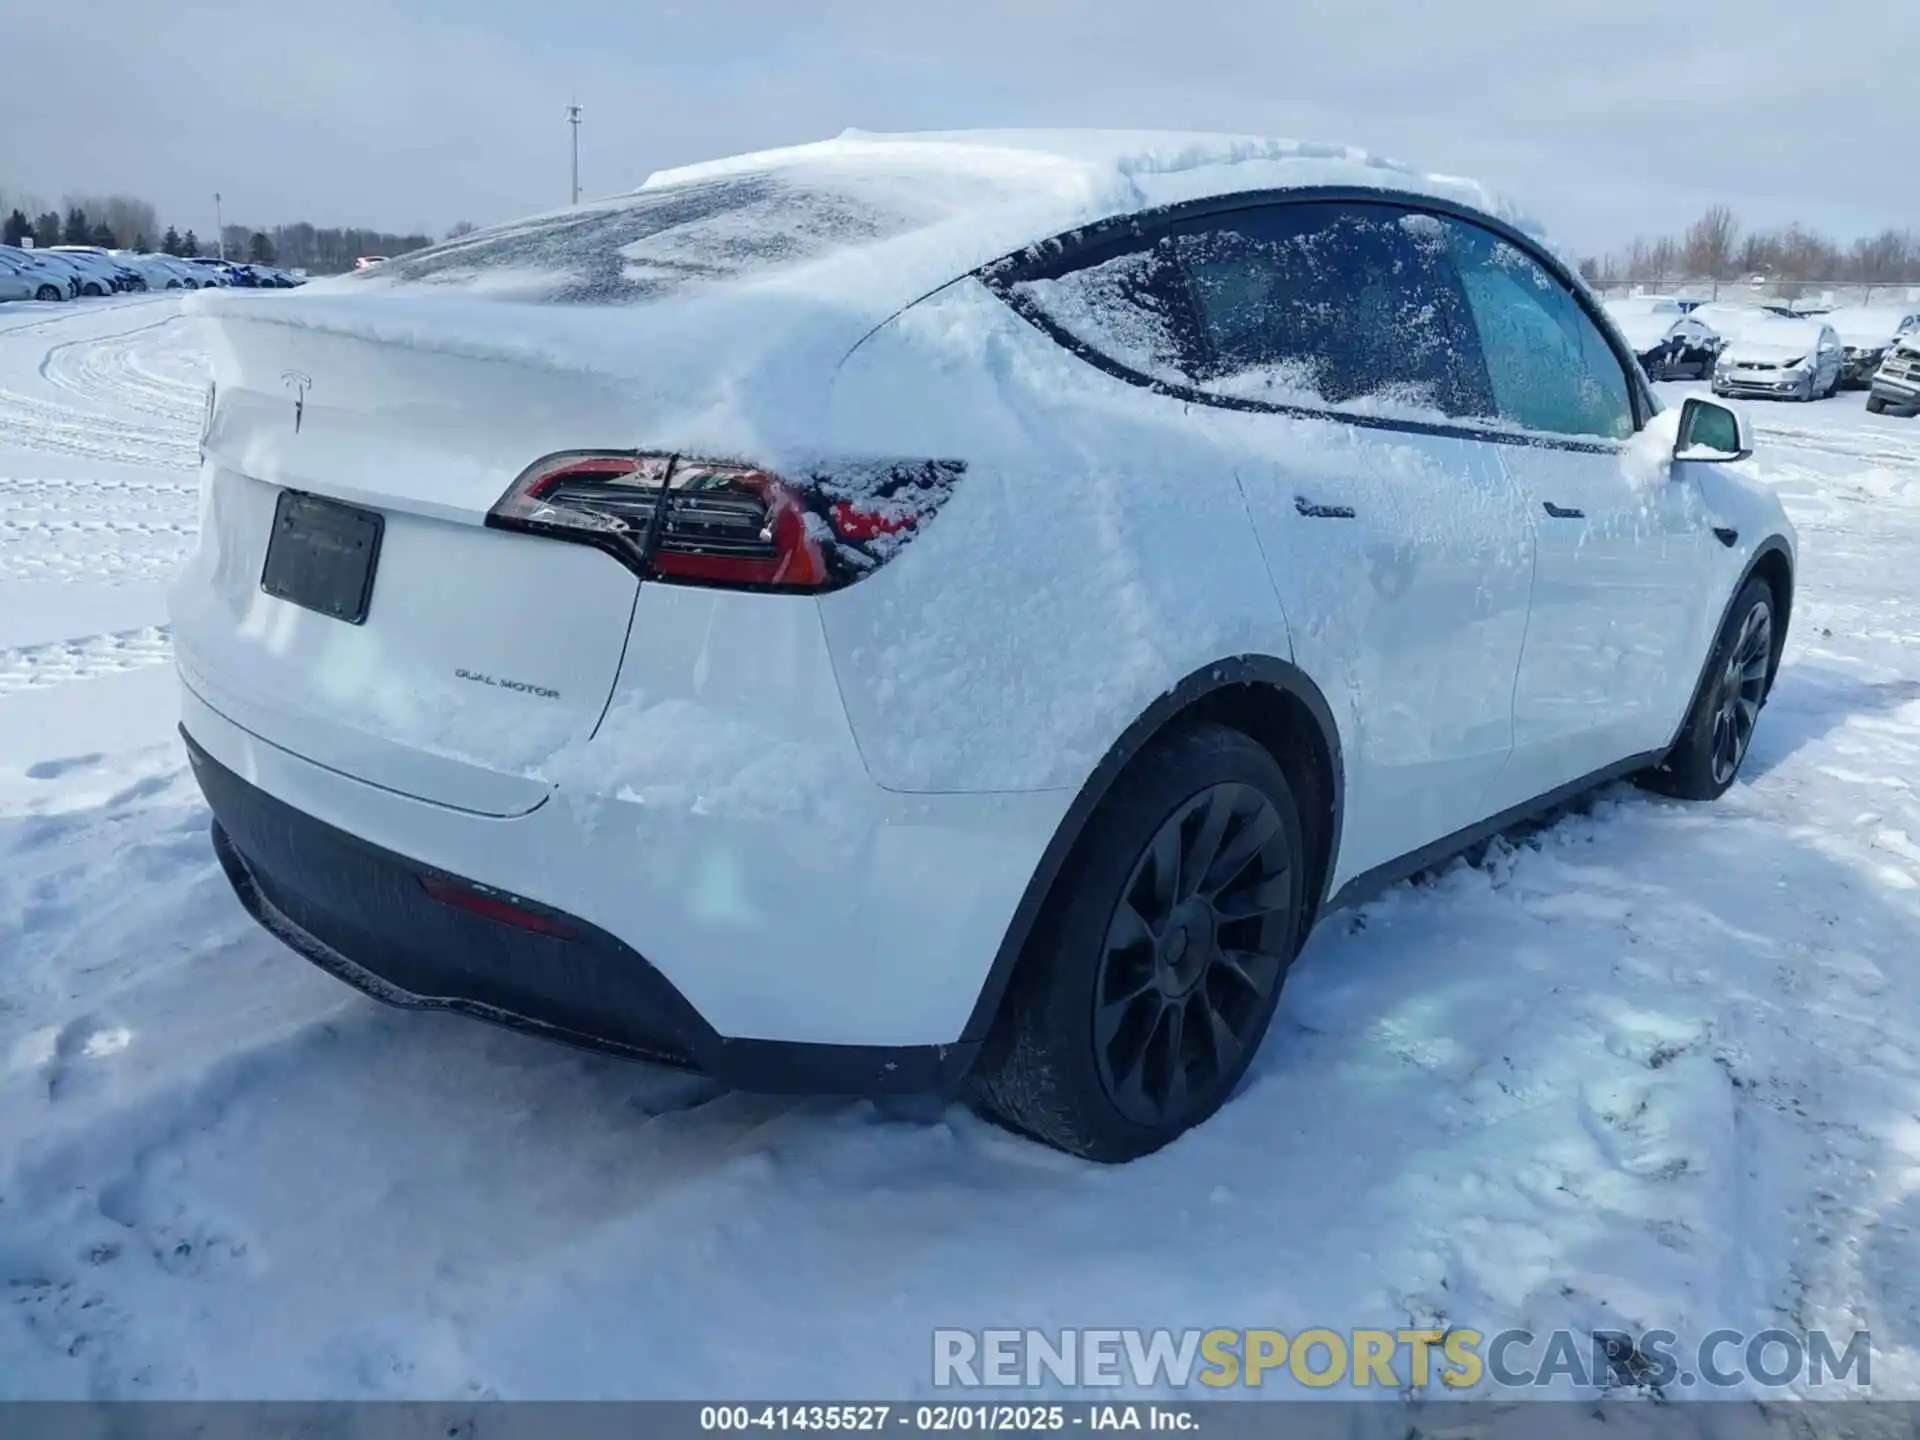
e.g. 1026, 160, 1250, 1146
1168, 202, 1493, 420
997, 200, 1501, 425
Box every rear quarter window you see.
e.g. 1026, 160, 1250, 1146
1004, 240, 1198, 384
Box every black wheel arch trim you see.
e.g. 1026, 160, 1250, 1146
959, 653, 1344, 1043
1663, 535, 1794, 760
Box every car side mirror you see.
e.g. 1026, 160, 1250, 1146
1674, 396, 1753, 464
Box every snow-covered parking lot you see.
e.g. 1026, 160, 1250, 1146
3, 293, 1920, 1402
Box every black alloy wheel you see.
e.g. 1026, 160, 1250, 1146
969, 723, 1307, 1161
1092, 781, 1293, 1127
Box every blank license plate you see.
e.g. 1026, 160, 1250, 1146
260, 491, 384, 625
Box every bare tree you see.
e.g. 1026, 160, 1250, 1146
1601, 206, 1920, 290
1682, 206, 1739, 280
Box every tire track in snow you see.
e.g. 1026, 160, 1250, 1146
0, 388, 200, 470
0, 309, 206, 472
39, 316, 207, 429
0, 476, 197, 499
1754, 420, 1920, 470
0, 626, 175, 698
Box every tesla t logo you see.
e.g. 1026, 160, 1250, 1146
281, 370, 312, 433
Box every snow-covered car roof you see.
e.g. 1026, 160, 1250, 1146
333, 129, 1545, 317
1821, 305, 1920, 347
1603, 296, 1685, 316
1687, 302, 1776, 339
1603, 304, 1706, 351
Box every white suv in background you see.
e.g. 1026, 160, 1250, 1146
174, 132, 1797, 1160
1869, 337, 1920, 415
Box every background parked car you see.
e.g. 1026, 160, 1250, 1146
159, 256, 212, 288
50, 246, 148, 292
1602, 297, 1721, 380
43, 248, 128, 296
1712, 316, 1845, 401
182, 257, 240, 286
0, 245, 78, 299
110, 252, 189, 290
1823, 304, 1920, 388
1868, 336, 1920, 415
0, 252, 52, 302
11, 249, 91, 297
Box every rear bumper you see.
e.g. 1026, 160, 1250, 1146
189, 727, 981, 1094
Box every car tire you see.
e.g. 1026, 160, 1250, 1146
34, 285, 61, 303
1639, 576, 1776, 802
1866, 395, 1888, 414
968, 722, 1307, 1162
83, 283, 104, 298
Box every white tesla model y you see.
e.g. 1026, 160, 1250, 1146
174, 131, 1796, 1161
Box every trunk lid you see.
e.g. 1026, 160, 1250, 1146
175, 306, 687, 816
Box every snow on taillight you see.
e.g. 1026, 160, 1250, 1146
486, 452, 964, 593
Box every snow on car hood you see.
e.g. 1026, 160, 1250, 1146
1724, 336, 1817, 364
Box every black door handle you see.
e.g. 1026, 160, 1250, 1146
1295, 496, 1356, 519
1542, 501, 1585, 519
1713, 526, 1738, 548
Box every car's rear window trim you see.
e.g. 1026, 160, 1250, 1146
977, 183, 1649, 455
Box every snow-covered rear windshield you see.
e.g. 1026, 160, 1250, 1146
357, 171, 959, 305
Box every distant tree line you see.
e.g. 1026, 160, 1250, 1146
0, 187, 443, 274
1578, 206, 1920, 292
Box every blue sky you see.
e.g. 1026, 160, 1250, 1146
1, 0, 1913, 254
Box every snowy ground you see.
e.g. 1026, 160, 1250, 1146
2, 295, 1920, 1403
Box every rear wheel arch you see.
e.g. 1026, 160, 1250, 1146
959, 655, 1344, 1045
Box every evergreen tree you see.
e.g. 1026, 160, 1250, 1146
63, 207, 90, 245
161, 226, 183, 256
33, 212, 60, 249
182, 229, 200, 257
90, 222, 118, 249
248, 231, 275, 264
2, 210, 29, 247
133, 234, 149, 253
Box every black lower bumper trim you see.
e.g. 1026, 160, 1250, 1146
185, 727, 978, 1096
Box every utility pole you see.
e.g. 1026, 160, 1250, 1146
567, 104, 582, 206
214, 193, 225, 259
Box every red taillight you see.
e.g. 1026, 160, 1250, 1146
419, 874, 577, 938
827, 499, 917, 542
486, 452, 963, 593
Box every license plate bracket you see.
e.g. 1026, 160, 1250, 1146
260, 490, 384, 625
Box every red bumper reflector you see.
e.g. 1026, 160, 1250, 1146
419, 874, 576, 939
